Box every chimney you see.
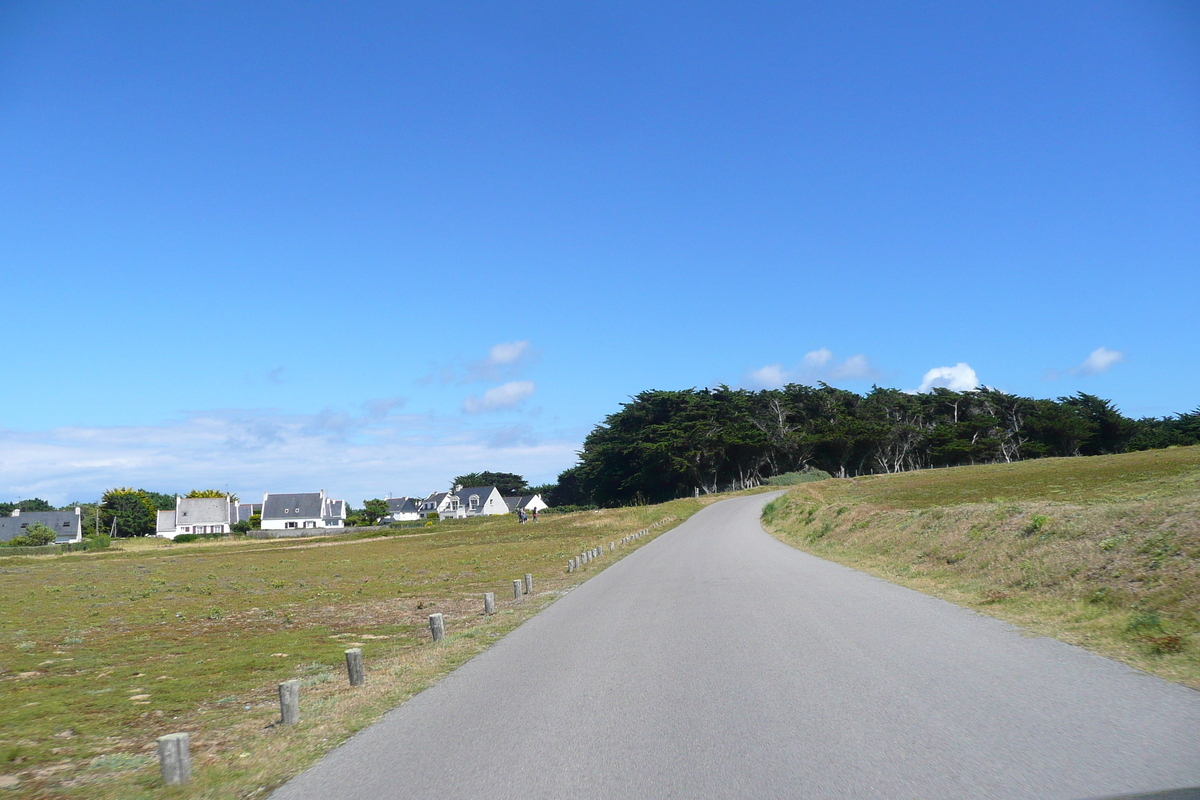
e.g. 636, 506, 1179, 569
11, 508, 18, 516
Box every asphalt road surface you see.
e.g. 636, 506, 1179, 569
271, 493, 1200, 800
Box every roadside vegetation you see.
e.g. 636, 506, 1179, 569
0, 495, 742, 799
762, 445, 1200, 688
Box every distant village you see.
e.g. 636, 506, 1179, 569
0, 483, 550, 546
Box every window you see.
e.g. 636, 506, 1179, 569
286, 521, 297, 529
62, 522, 71, 527
284, 508, 289, 514
303, 521, 316, 528
469, 495, 479, 509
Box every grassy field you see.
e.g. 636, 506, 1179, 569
0, 497, 730, 798
762, 445, 1200, 688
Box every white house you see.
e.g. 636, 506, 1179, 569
383, 497, 421, 523
419, 491, 460, 519
261, 490, 347, 530
503, 494, 550, 514
155, 496, 238, 539
0, 508, 83, 544
456, 486, 508, 517
418, 486, 509, 519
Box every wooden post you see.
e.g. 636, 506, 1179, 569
484, 592, 495, 614
524, 574, 533, 594
345, 648, 364, 687
279, 679, 300, 725
157, 733, 191, 786
429, 612, 445, 642
512, 579, 522, 600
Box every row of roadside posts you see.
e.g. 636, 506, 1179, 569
155, 516, 675, 786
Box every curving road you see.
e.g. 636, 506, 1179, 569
271, 493, 1200, 799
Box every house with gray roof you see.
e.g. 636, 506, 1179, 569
456, 486, 508, 517
155, 496, 238, 539
383, 497, 420, 523
261, 490, 346, 531
0, 508, 83, 544
503, 494, 549, 514
419, 491, 458, 519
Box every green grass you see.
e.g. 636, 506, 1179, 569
0, 497, 727, 798
762, 445, 1200, 688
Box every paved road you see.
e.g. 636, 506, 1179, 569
271, 493, 1200, 799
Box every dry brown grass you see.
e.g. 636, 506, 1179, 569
762, 446, 1200, 688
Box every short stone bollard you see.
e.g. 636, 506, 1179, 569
157, 732, 191, 786
429, 612, 445, 642
345, 648, 364, 687
524, 573, 533, 594
512, 579, 522, 600
610, 542, 614, 551
484, 592, 495, 614
567, 560, 574, 573
279, 679, 300, 725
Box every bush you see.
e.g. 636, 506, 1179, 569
425, 512, 439, 522
172, 534, 199, 543
7, 522, 57, 547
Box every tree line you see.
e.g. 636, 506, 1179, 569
543, 385, 1200, 507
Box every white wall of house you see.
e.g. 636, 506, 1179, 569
461, 487, 508, 517
522, 494, 550, 513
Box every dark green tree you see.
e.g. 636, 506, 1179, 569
99, 488, 157, 537
362, 499, 389, 525
452, 472, 529, 495
0, 498, 55, 516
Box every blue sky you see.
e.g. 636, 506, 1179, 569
2, 1, 1197, 505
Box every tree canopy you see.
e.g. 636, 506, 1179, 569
555, 385, 1198, 507
0, 498, 55, 516
451, 472, 529, 495
99, 488, 158, 537
186, 489, 239, 502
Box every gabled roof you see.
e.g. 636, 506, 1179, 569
176, 497, 232, 526
456, 486, 500, 502
326, 500, 345, 519
156, 510, 177, 534
0, 511, 81, 543
386, 497, 419, 514
503, 495, 536, 511
263, 492, 324, 520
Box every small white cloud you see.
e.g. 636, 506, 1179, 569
746, 364, 786, 389
488, 341, 529, 366
802, 348, 833, 369
917, 363, 979, 393
1072, 346, 1124, 377
463, 381, 536, 414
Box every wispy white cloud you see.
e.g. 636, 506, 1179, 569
916, 363, 980, 393
1044, 346, 1126, 381
1072, 346, 1124, 376
0, 407, 576, 506
463, 381, 537, 414
417, 340, 539, 386
744, 348, 879, 389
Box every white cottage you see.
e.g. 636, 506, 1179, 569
261, 490, 347, 530
155, 496, 238, 539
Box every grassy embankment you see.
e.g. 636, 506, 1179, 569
0, 496, 734, 799
762, 445, 1200, 688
